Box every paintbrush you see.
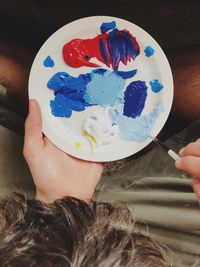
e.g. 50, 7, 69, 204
152, 137, 180, 161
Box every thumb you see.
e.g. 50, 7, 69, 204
24, 99, 44, 148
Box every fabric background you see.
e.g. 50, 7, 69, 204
94, 120, 200, 267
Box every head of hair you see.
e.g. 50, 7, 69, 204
0, 193, 168, 267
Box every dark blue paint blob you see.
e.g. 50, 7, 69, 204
123, 80, 148, 118
99, 38, 111, 66
144, 46, 155, 57
93, 68, 107, 75
99, 28, 140, 70
116, 69, 137, 79
120, 30, 138, 60
150, 79, 164, 93
100, 21, 116, 33
107, 30, 122, 70
43, 56, 55, 67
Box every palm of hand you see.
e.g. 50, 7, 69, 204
24, 100, 103, 203
36, 138, 103, 202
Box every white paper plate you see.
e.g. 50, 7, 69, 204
29, 16, 173, 162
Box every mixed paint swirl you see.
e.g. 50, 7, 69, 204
62, 21, 140, 71
43, 21, 164, 150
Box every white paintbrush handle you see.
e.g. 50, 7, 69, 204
168, 149, 180, 161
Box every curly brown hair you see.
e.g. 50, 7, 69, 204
0, 193, 168, 267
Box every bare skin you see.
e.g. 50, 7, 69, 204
24, 100, 103, 203
0, 39, 34, 103
176, 139, 200, 202
166, 46, 200, 121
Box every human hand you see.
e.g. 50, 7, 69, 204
23, 99, 103, 203
175, 138, 200, 201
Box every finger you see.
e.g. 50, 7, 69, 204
192, 178, 200, 202
192, 177, 200, 186
179, 142, 200, 157
175, 156, 200, 177
24, 99, 44, 149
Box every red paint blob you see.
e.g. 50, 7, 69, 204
63, 33, 109, 68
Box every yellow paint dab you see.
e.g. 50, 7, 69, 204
82, 130, 88, 136
75, 142, 82, 149
82, 130, 96, 153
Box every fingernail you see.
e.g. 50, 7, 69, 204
179, 147, 185, 156
175, 158, 182, 166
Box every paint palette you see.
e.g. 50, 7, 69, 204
29, 16, 173, 162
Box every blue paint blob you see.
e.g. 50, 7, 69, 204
123, 81, 148, 118
84, 71, 125, 106
47, 68, 135, 118
115, 69, 137, 79
100, 21, 116, 33
50, 94, 72, 118
48, 72, 91, 118
150, 79, 164, 93
109, 102, 164, 142
47, 72, 90, 92
144, 46, 154, 57
43, 56, 55, 67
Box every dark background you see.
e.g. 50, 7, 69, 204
0, 0, 200, 52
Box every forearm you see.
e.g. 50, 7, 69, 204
0, 38, 34, 102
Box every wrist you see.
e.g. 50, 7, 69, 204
35, 189, 64, 203
35, 188, 92, 203
36, 190, 55, 203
